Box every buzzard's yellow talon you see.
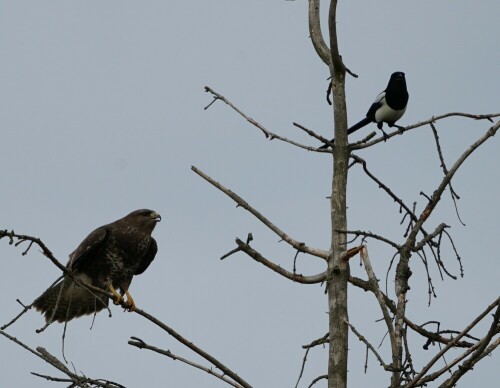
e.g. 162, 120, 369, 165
124, 290, 136, 311
108, 284, 123, 305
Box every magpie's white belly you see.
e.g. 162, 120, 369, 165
375, 100, 406, 123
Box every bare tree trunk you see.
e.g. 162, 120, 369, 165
327, 1, 350, 387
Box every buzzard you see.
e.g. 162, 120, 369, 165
33, 209, 161, 323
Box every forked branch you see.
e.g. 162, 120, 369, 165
227, 238, 327, 284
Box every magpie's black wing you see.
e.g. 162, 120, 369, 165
364, 91, 385, 122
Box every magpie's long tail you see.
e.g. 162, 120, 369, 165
318, 117, 371, 149
347, 117, 371, 135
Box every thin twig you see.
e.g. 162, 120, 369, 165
346, 319, 392, 371
430, 123, 465, 226
204, 87, 320, 152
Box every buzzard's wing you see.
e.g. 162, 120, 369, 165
135, 238, 158, 275
68, 227, 108, 270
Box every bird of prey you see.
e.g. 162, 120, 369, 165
320, 72, 409, 148
33, 209, 161, 323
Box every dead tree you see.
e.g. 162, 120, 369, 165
1, 2, 498, 387
196, 1, 499, 387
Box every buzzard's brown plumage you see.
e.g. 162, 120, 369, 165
33, 209, 161, 323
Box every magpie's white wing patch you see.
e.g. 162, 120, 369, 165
372, 91, 386, 104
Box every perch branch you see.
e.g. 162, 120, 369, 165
350, 113, 499, 150
131, 308, 252, 388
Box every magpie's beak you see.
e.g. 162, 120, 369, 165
150, 212, 162, 222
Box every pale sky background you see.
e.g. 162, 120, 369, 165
0, 1, 498, 387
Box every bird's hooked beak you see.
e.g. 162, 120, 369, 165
150, 211, 161, 222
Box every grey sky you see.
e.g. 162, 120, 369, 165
1, 1, 498, 387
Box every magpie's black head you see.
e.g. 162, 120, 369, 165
390, 72, 405, 81
386, 71, 409, 109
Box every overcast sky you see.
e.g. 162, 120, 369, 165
1, 1, 498, 387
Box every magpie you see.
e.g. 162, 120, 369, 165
320, 72, 409, 148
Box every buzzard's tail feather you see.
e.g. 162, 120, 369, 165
33, 278, 109, 323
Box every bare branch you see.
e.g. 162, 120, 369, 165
0, 230, 66, 272
359, 246, 398, 375
349, 276, 474, 348
406, 119, 500, 247
338, 229, 400, 250
204, 86, 269, 138
131, 307, 253, 388
234, 238, 327, 284
350, 155, 435, 243
0, 331, 124, 388
418, 337, 499, 386
413, 223, 449, 252
350, 113, 500, 150
308, 0, 330, 66
204, 87, 319, 151
437, 304, 500, 387
1, 299, 33, 330
302, 333, 329, 349
191, 166, 328, 259
430, 123, 465, 225
295, 333, 329, 388
406, 297, 499, 388
128, 337, 244, 388
350, 155, 418, 225
293, 121, 334, 150
346, 319, 392, 371
308, 375, 328, 388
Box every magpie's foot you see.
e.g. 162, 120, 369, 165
381, 130, 389, 142
394, 124, 406, 135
